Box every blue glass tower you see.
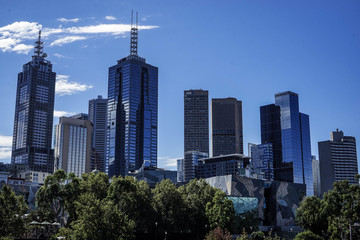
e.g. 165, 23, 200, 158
106, 17, 158, 177
260, 91, 313, 196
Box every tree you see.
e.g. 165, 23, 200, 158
294, 230, 324, 240
249, 231, 265, 240
295, 196, 327, 236
178, 179, 217, 238
204, 226, 232, 240
152, 179, 188, 234
205, 190, 235, 231
107, 176, 153, 233
0, 185, 28, 237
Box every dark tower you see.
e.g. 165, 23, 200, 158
211, 98, 243, 156
106, 12, 158, 177
11, 30, 56, 173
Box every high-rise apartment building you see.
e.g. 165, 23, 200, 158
106, 18, 158, 177
11, 31, 56, 173
89, 95, 108, 172
260, 91, 313, 196
211, 98, 243, 156
248, 143, 274, 180
54, 115, 93, 177
319, 129, 358, 194
184, 90, 209, 155
183, 151, 208, 182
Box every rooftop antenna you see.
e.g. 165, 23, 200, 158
34, 30, 44, 58
130, 10, 138, 56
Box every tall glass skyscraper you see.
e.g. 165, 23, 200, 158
260, 91, 313, 196
106, 20, 158, 177
11, 31, 56, 173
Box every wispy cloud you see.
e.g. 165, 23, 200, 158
0, 135, 12, 160
158, 156, 180, 170
54, 53, 65, 58
105, 16, 116, 21
56, 74, 93, 96
0, 20, 158, 53
50, 36, 86, 46
54, 110, 76, 117
57, 18, 80, 23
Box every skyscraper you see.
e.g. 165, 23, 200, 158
312, 155, 321, 197
248, 143, 274, 180
319, 129, 358, 195
211, 98, 243, 156
11, 31, 56, 173
54, 115, 93, 177
106, 15, 158, 177
89, 95, 108, 172
260, 91, 313, 196
184, 89, 209, 155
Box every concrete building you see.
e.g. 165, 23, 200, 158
319, 129, 358, 194
11, 31, 56, 173
177, 158, 184, 183
211, 98, 243, 156
17, 170, 50, 185
54, 115, 93, 177
184, 89, 209, 155
89, 95, 107, 172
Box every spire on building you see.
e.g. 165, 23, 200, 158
130, 10, 138, 56
33, 30, 47, 59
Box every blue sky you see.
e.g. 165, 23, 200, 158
0, 0, 359, 171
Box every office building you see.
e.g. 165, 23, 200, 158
312, 156, 321, 197
260, 91, 313, 196
89, 95, 108, 172
196, 153, 250, 179
248, 143, 274, 180
183, 151, 208, 182
54, 115, 93, 177
184, 89, 209, 155
106, 18, 158, 177
319, 129, 358, 194
212, 98, 243, 156
11, 31, 56, 173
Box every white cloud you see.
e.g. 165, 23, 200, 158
56, 74, 93, 96
54, 110, 76, 117
0, 135, 12, 160
0, 20, 158, 53
50, 36, 87, 46
57, 18, 80, 23
158, 156, 180, 170
105, 16, 117, 21
54, 53, 65, 58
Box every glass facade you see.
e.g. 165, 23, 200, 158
249, 143, 274, 180
11, 38, 55, 173
107, 55, 158, 177
260, 91, 313, 196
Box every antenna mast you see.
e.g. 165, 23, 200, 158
34, 30, 44, 57
130, 10, 138, 56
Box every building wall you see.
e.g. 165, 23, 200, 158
184, 90, 209, 155
211, 98, 243, 156
107, 55, 158, 177
183, 151, 208, 182
312, 156, 321, 197
249, 143, 274, 180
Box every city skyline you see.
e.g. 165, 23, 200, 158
0, 1, 359, 172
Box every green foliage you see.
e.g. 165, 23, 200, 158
178, 179, 217, 237
204, 226, 232, 240
0, 185, 28, 237
233, 209, 259, 234
294, 230, 324, 240
206, 190, 235, 231
152, 179, 188, 232
296, 179, 360, 239
249, 231, 265, 240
